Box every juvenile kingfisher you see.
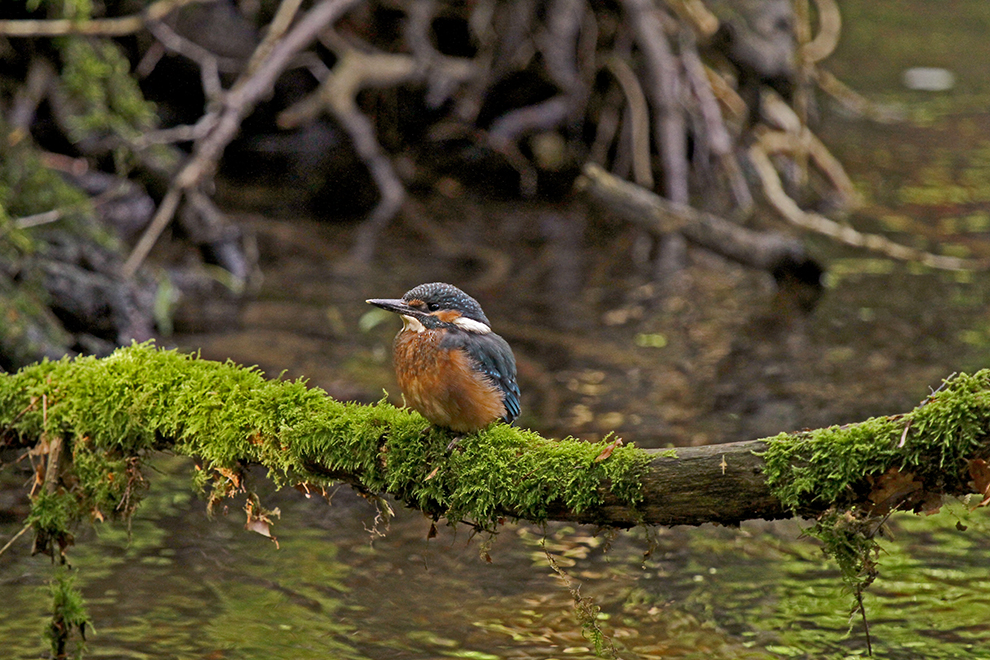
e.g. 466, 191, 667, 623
367, 282, 520, 433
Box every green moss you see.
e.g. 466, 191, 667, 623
0, 343, 653, 537
0, 121, 119, 254
0, 138, 90, 226
72, 438, 145, 521
28, 488, 77, 544
762, 370, 990, 512
46, 567, 90, 660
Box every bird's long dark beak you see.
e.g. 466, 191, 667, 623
366, 298, 417, 316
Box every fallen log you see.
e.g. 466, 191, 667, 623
577, 162, 824, 289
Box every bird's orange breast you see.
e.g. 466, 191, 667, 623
393, 329, 506, 433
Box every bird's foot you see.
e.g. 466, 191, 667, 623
446, 434, 467, 451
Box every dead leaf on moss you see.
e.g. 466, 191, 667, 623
867, 467, 923, 515
918, 491, 944, 516
967, 458, 990, 508
594, 438, 623, 462
214, 466, 243, 489
245, 517, 274, 538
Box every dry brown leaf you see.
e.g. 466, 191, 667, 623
867, 467, 923, 514
967, 458, 990, 508
245, 518, 273, 537
595, 438, 624, 462
215, 467, 242, 489
244, 499, 281, 547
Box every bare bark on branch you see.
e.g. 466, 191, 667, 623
0, 0, 207, 37
522, 441, 787, 526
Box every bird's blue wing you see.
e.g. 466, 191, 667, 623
444, 330, 520, 423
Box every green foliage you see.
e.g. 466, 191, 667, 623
59, 37, 157, 171
0, 121, 118, 257
46, 567, 90, 660
0, 135, 91, 229
0, 342, 653, 540
72, 439, 145, 521
28, 488, 77, 547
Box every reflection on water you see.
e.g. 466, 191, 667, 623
2, 455, 990, 659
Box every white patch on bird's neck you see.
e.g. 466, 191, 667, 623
401, 315, 426, 333
453, 316, 491, 334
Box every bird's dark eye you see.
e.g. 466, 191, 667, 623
427, 302, 440, 311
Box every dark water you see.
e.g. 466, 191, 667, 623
6, 1, 990, 658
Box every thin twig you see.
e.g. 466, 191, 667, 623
144, 18, 226, 99
664, 0, 719, 38
792, 0, 813, 186
244, 0, 305, 75
120, 0, 361, 278
122, 187, 182, 279
814, 69, 905, 123
0, 0, 212, 37
855, 587, 873, 657
279, 43, 474, 259
0, 524, 31, 558
9, 58, 55, 135
680, 30, 752, 211
128, 113, 219, 149
803, 0, 842, 63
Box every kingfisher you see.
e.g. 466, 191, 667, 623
367, 282, 520, 433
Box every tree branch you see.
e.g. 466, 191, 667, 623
0, 0, 210, 37
2, 345, 988, 539
121, 0, 362, 278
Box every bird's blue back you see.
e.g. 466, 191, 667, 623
441, 329, 520, 424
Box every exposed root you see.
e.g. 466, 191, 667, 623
748, 144, 982, 271
7, 0, 975, 290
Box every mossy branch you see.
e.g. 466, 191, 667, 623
2, 344, 989, 555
